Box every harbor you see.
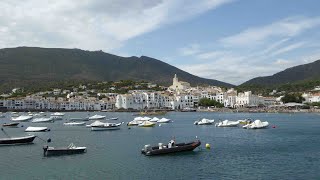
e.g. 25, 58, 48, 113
0, 111, 319, 179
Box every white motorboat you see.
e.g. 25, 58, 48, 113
110, 117, 118, 120
149, 117, 160, 122
215, 120, 239, 127
88, 114, 106, 120
138, 121, 156, 127
194, 118, 214, 125
25, 126, 49, 132
134, 116, 151, 122
86, 120, 105, 127
127, 120, 140, 126
157, 118, 171, 123
64, 122, 86, 126
91, 122, 121, 131
51, 112, 65, 116
32, 117, 54, 123
11, 115, 33, 122
243, 120, 269, 129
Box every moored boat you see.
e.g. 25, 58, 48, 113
157, 118, 171, 123
138, 121, 156, 127
0, 135, 36, 145
11, 115, 33, 122
32, 117, 54, 123
243, 120, 269, 129
215, 120, 239, 127
91, 123, 121, 131
127, 120, 140, 126
110, 117, 118, 120
50, 112, 65, 116
51, 116, 63, 120
141, 139, 201, 156
25, 126, 49, 132
43, 143, 86, 156
194, 118, 214, 125
149, 117, 160, 122
88, 114, 106, 120
2, 122, 19, 127
64, 122, 86, 126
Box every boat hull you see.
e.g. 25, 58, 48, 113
141, 140, 201, 156
43, 147, 86, 156
2, 123, 19, 127
0, 135, 36, 145
91, 126, 120, 131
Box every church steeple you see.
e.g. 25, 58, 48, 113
173, 74, 178, 83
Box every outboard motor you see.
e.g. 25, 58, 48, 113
144, 144, 151, 152
43, 145, 49, 156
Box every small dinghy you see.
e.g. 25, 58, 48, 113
43, 143, 87, 156
194, 118, 214, 125
25, 126, 49, 132
32, 117, 54, 123
91, 123, 121, 131
110, 117, 118, 120
88, 114, 106, 120
2, 122, 19, 127
63, 122, 86, 126
127, 120, 140, 126
243, 120, 269, 129
138, 121, 156, 127
157, 118, 171, 123
50, 116, 63, 120
141, 139, 201, 156
215, 120, 239, 127
11, 115, 33, 122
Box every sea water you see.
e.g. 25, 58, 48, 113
0, 112, 319, 179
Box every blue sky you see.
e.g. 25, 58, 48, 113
1, 0, 320, 85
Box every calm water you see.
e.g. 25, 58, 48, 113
0, 112, 319, 180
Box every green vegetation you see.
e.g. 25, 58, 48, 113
0, 47, 232, 92
281, 93, 305, 103
198, 98, 224, 108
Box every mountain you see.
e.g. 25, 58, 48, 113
242, 59, 320, 86
0, 47, 233, 92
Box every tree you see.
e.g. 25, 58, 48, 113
198, 98, 224, 108
281, 93, 305, 103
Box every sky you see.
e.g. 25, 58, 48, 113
1, 0, 320, 85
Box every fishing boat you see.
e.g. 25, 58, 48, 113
138, 121, 156, 127
43, 143, 87, 156
88, 114, 106, 120
0, 135, 36, 145
194, 118, 215, 125
215, 120, 239, 127
141, 139, 201, 156
243, 120, 269, 129
2, 122, 19, 127
32, 117, 54, 123
63, 122, 86, 126
91, 123, 121, 131
25, 126, 49, 132
157, 118, 171, 123
69, 117, 89, 121
11, 115, 33, 122
50, 112, 65, 116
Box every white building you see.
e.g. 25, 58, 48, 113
168, 74, 191, 92
236, 91, 264, 107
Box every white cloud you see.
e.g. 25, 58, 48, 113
0, 0, 232, 51
270, 42, 305, 56
179, 43, 201, 56
196, 50, 229, 60
220, 16, 320, 47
